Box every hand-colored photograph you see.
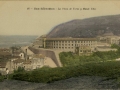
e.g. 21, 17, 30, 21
0, 0, 120, 89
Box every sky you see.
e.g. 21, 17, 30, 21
0, 1, 120, 36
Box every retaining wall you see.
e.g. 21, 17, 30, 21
28, 47, 60, 67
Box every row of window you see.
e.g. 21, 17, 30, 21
46, 46, 94, 49
46, 44, 94, 47
46, 47, 74, 49
46, 41, 96, 43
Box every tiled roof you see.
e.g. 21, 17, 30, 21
13, 59, 32, 64
0, 48, 10, 51
11, 56, 20, 58
0, 62, 6, 68
13, 59, 25, 63
0, 52, 11, 56
23, 60, 32, 64
13, 51, 22, 55
33, 54, 45, 58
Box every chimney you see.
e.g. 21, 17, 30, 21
25, 49, 27, 61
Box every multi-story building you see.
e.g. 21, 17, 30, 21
106, 36, 120, 45
45, 38, 97, 52
32, 35, 46, 48
97, 35, 120, 45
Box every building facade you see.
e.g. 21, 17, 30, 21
97, 35, 120, 45
32, 35, 46, 48
32, 54, 45, 69
45, 38, 97, 52
75, 45, 92, 55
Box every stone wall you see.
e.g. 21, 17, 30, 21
28, 47, 60, 67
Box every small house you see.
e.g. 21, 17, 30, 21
31, 54, 45, 69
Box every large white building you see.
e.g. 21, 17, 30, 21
44, 38, 97, 52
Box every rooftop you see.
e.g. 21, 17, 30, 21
23, 60, 32, 64
0, 62, 6, 68
13, 59, 25, 63
0, 52, 11, 56
33, 54, 45, 58
46, 38, 97, 41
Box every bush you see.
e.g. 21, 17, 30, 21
59, 50, 120, 67
11, 61, 120, 83
111, 44, 120, 49
11, 50, 120, 83
14, 67, 25, 73
0, 76, 4, 82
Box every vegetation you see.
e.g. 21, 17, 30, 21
14, 67, 25, 73
2, 46, 120, 84
10, 47, 120, 83
0, 75, 4, 82
11, 61, 120, 83
111, 44, 120, 49
59, 49, 120, 67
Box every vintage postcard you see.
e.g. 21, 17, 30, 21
0, 0, 120, 89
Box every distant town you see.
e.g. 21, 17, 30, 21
0, 31, 119, 75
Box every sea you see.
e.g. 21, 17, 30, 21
0, 35, 38, 48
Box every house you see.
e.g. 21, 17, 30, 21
0, 48, 11, 53
11, 59, 32, 71
0, 52, 12, 59
10, 56, 20, 61
31, 54, 45, 69
75, 45, 92, 55
13, 52, 25, 59
13, 59, 25, 70
0, 62, 7, 75
97, 35, 120, 45
0, 61, 13, 75
23, 60, 32, 71
11, 54, 45, 71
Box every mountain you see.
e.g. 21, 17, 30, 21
47, 14, 120, 38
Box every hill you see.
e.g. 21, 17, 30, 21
47, 14, 120, 38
